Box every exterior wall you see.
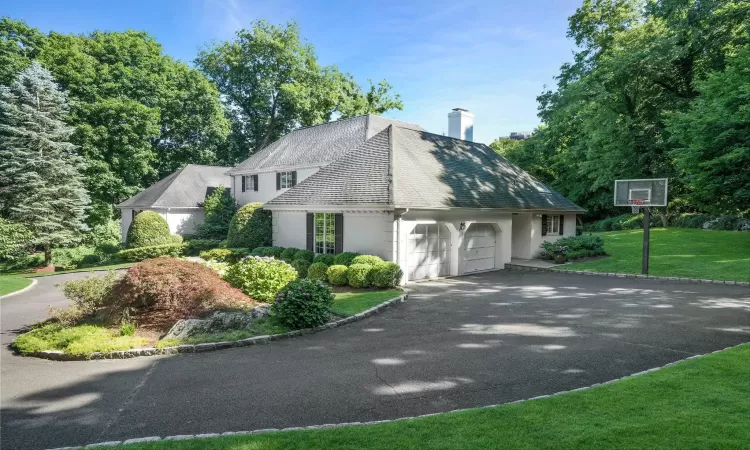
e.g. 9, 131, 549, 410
271, 211, 308, 249
118, 207, 204, 242
511, 214, 532, 258
343, 212, 395, 260
525, 213, 578, 258
233, 166, 321, 206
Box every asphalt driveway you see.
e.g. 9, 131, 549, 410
1, 270, 749, 450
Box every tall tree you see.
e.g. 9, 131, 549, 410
0, 17, 46, 85
0, 62, 89, 265
196, 20, 403, 163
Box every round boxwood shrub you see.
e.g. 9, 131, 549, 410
271, 279, 334, 329
251, 246, 285, 258
291, 259, 311, 278
125, 211, 174, 248
313, 253, 335, 265
347, 263, 373, 288
333, 252, 361, 266
326, 265, 349, 286
226, 202, 271, 249
307, 262, 328, 282
294, 249, 314, 263
280, 247, 301, 262
351, 254, 383, 266
370, 262, 403, 288
224, 256, 298, 302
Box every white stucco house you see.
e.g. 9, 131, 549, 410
228, 110, 584, 283
116, 164, 230, 241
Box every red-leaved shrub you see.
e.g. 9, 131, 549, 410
107, 257, 253, 327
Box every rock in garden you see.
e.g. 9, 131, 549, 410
163, 307, 269, 340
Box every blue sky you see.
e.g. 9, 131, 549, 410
4, 0, 581, 144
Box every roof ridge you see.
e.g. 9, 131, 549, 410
393, 125, 483, 146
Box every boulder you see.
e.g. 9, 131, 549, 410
163, 306, 270, 340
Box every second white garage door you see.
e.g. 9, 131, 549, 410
407, 224, 451, 281
464, 223, 495, 273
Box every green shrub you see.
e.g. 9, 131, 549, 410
291, 259, 311, 278
196, 185, 237, 239
12, 323, 149, 356
117, 243, 186, 262
186, 239, 223, 256
540, 235, 606, 261
226, 202, 271, 249
347, 263, 373, 288
307, 262, 329, 282
712, 215, 748, 231
199, 247, 249, 263
52, 246, 98, 270
333, 252, 361, 266
271, 279, 334, 329
224, 256, 298, 302
0, 218, 33, 261
86, 219, 121, 250
370, 262, 403, 288
671, 213, 714, 229
313, 253, 335, 265
280, 247, 301, 262
250, 246, 285, 257
351, 254, 383, 266
125, 211, 176, 248
1, 253, 44, 272
60, 271, 119, 319
327, 265, 349, 286
294, 250, 314, 262
119, 322, 136, 337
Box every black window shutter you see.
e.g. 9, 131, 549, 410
334, 213, 344, 253
276, 173, 281, 190
253, 175, 259, 192
241, 176, 246, 192
541, 215, 548, 236
306, 213, 314, 251
291, 171, 297, 187
559, 215, 564, 235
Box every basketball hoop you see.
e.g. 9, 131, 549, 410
629, 199, 644, 214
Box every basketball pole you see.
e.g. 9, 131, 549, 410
642, 207, 650, 275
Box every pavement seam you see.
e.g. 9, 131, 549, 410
96, 359, 160, 441
49, 342, 748, 450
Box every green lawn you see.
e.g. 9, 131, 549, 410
331, 290, 402, 316
559, 228, 750, 281
0, 277, 33, 296
0, 261, 135, 278
127, 344, 750, 449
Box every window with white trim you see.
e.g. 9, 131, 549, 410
547, 215, 561, 236
314, 213, 336, 254
279, 171, 294, 189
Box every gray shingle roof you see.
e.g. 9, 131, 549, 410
228, 115, 423, 174
267, 126, 584, 212
117, 165, 231, 209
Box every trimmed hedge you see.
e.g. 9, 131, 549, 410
117, 243, 186, 262
333, 252, 361, 267
540, 235, 606, 261
327, 265, 349, 286
272, 279, 334, 329
586, 213, 749, 232
347, 263, 373, 288
125, 211, 177, 248
250, 246, 285, 258
294, 250, 314, 263
280, 247, 301, 262
313, 253, 335, 265
291, 259, 311, 278
199, 248, 249, 263
186, 239, 223, 256
307, 262, 328, 282
351, 254, 384, 266
226, 203, 272, 249
224, 256, 298, 302
370, 262, 403, 288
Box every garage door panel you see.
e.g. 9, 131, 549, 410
468, 246, 494, 259
465, 235, 494, 248
464, 223, 496, 274
408, 223, 451, 281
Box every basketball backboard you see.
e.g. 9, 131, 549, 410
614, 178, 668, 207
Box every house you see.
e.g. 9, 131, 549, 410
230, 109, 584, 282
117, 164, 231, 241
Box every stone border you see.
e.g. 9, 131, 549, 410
48, 342, 747, 450
29, 293, 407, 362
505, 264, 749, 286
0, 278, 38, 300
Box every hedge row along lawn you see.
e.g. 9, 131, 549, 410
12, 290, 402, 356
559, 228, 750, 282
0, 277, 32, 296
125, 344, 750, 449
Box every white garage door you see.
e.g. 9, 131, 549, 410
408, 224, 451, 280
464, 223, 495, 273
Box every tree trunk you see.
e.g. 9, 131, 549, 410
44, 245, 52, 267
658, 210, 668, 228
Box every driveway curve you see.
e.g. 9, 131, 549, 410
1, 270, 749, 450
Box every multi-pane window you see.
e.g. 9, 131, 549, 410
279, 171, 294, 189
548, 215, 560, 235
245, 175, 255, 191
315, 213, 336, 254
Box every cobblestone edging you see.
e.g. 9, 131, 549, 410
48, 342, 746, 450
31, 293, 408, 362
505, 264, 750, 286
0, 278, 38, 299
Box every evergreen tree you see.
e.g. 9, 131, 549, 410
0, 61, 89, 265
196, 185, 237, 239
